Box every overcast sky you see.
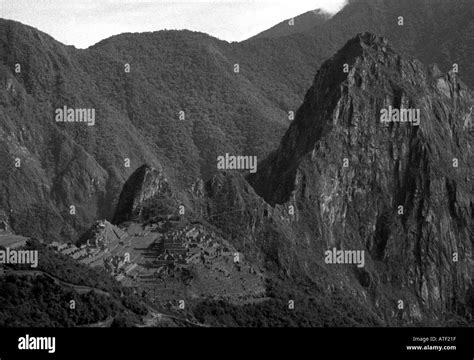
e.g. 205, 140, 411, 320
0, 0, 347, 48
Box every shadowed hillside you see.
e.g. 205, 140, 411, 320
2, 0, 474, 242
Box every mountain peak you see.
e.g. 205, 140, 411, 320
314, 31, 396, 79
248, 31, 472, 319
250, 32, 472, 206
354, 31, 388, 46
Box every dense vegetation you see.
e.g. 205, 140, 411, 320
193, 280, 382, 327
0, 239, 148, 327
0, 274, 119, 327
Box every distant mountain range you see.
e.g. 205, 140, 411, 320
1, 0, 474, 241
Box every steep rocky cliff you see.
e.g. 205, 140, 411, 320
201, 33, 472, 324
112, 164, 172, 224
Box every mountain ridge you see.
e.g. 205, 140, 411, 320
248, 9, 332, 41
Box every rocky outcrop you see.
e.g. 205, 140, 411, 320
112, 164, 172, 224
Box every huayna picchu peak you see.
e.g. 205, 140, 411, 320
248, 32, 472, 323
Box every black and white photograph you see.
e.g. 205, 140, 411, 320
0, 0, 472, 357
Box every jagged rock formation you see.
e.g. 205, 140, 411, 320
112, 165, 172, 224
200, 33, 472, 324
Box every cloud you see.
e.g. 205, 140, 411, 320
0, 0, 348, 48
